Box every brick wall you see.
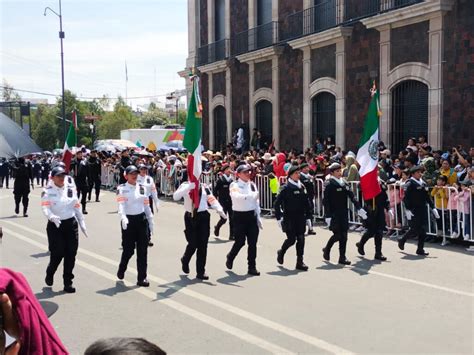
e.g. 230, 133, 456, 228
279, 47, 304, 151
254, 60, 272, 90
200, 0, 208, 46
212, 71, 226, 97
391, 21, 429, 70
311, 44, 336, 81
442, 0, 474, 149
345, 22, 380, 151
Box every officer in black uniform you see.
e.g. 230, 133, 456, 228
274, 165, 312, 271
0, 157, 10, 188
40, 157, 51, 187
213, 164, 234, 240
356, 179, 390, 261
12, 157, 33, 217
87, 150, 102, 202
70, 151, 90, 214
398, 165, 439, 256
322, 163, 367, 265
117, 150, 131, 185
299, 163, 316, 235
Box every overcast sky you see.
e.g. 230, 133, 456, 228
0, 0, 188, 107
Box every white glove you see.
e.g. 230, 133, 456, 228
277, 219, 283, 230
406, 210, 414, 221
306, 219, 312, 229
121, 217, 129, 230
257, 216, 263, 230
358, 209, 368, 220
147, 218, 154, 235
78, 219, 88, 238
389, 209, 395, 219
217, 209, 227, 220
325, 217, 331, 226
251, 191, 259, 200
432, 208, 440, 219
50, 215, 61, 228
187, 182, 196, 191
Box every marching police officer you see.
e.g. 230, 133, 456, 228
299, 163, 316, 235
12, 157, 33, 217
40, 157, 51, 187
49, 161, 76, 189
226, 164, 263, 276
137, 163, 160, 247
356, 179, 390, 261
274, 165, 312, 271
41, 166, 88, 293
173, 179, 227, 280
398, 165, 439, 256
70, 151, 89, 214
322, 163, 367, 265
87, 150, 102, 202
0, 157, 10, 189
213, 164, 234, 240
116, 165, 154, 287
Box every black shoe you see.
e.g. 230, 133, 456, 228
356, 242, 365, 256
398, 239, 405, 251
181, 257, 190, 274
338, 259, 351, 265
374, 254, 387, 261
83, 210, 88, 215
23, 213, 28, 217
214, 226, 219, 237
322, 247, 330, 261
117, 269, 125, 280
248, 268, 260, 276
416, 250, 429, 256
196, 274, 209, 280
277, 249, 284, 265
88, 196, 91, 202
137, 279, 150, 287
95, 199, 100, 202
307, 230, 316, 235
45, 274, 54, 286
295, 262, 309, 271
226, 255, 233, 270
63, 285, 76, 293
148, 241, 154, 247
15, 206, 19, 214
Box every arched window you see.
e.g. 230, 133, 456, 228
255, 100, 273, 149
213, 105, 227, 150
311, 92, 336, 146
391, 80, 428, 152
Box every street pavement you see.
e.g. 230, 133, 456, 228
0, 185, 472, 354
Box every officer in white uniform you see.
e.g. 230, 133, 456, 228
173, 179, 226, 280
137, 163, 160, 247
47, 161, 76, 189
116, 165, 154, 287
41, 167, 87, 293
226, 164, 263, 276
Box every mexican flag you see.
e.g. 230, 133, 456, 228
62, 122, 76, 173
356, 83, 382, 201
183, 75, 203, 209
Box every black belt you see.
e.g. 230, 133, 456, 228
233, 210, 255, 215
126, 213, 145, 220
185, 211, 209, 217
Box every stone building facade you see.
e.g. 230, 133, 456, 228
180, 0, 473, 152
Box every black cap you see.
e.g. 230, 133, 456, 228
300, 163, 309, 170
410, 165, 423, 174
236, 164, 251, 173
125, 165, 138, 174
51, 167, 67, 177
287, 165, 301, 177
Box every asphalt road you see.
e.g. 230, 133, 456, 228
0, 185, 472, 354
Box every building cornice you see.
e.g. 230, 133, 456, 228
197, 60, 228, 74
361, 0, 455, 30
236, 45, 284, 63
288, 27, 352, 50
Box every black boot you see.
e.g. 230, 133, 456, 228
181, 257, 190, 274
416, 249, 429, 256
338, 258, 351, 265
248, 268, 260, 276
374, 254, 387, 261
214, 225, 220, 237
322, 247, 330, 261
23, 208, 28, 217
295, 257, 308, 271
398, 238, 405, 251
225, 254, 233, 270
277, 249, 284, 265
82, 208, 88, 215
356, 242, 365, 256
15, 204, 19, 215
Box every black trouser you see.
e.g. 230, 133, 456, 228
183, 211, 210, 275
281, 216, 306, 258
46, 218, 78, 287
35, 173, 40, 185
214, 201, 233, 237
325, 224, 349, 261
41, 176, 48, 187
227, 211, 259, 269
88, 179, 101, 200
359, 228, 383, 256
76, 184, 88, 211
14, 192, 29, 214
400, 218, 427, 252
0, 175, 9, 188
118, 213, 149, 281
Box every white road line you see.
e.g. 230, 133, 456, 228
3, 219, 355, 355
4, 227, 294, 355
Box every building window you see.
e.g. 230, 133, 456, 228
215, 0, 225, 41
214, 105, 227, 150
256, 100, 273, 149
311, 92, 336, 146
391, 80, 428, 152
257, 0, 272, 25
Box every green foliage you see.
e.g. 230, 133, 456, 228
96, 105, 141, 139
1, 79, 21, 101
177, 109, 187, 126
141, 106, 170, 128
33, 107, 58, 150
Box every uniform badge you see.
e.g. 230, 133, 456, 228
67, 189, 73, 198
294, 191, 300, 195
337, 188, 342, 192
139, 185, 145, 195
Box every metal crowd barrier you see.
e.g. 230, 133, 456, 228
101, 165, 119, 190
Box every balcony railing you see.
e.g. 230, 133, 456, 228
232, 21, 279, 57
197, 39, 229, 66
281, 0, 425, 41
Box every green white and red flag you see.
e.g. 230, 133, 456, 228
356, 82, 382, 201
62, 121, 77, 173
183, 74, 203, 209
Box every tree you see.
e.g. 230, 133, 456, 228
141, 106, 170, 128
96, 106, 141, 139
177, 109, 187, 126
1, 79, 21, 101
33, 111, 58, 150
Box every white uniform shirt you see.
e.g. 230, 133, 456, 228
229, 179, 260, 213
137, 174, 160, 207
41, 184, 83, 221
173, 182, 223, 213
46, 174, 76, 189
116, 182, 153, 219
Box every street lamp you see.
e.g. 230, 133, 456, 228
44, 0, 66, 143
